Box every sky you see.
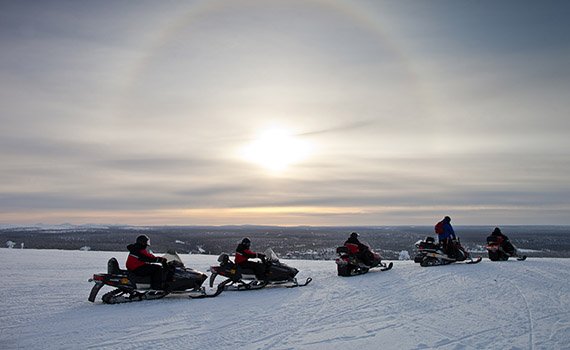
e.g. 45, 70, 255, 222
1, 0, 569, 226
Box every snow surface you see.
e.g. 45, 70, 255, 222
1, 249, 569, 350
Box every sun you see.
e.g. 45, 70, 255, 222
242, 128, 312, 172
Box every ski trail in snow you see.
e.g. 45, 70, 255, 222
509, 278, 534, 350
310, 272, 449, 325
388, 270, 493, 350
256, 282, 333, 350
398, 312, 494, 350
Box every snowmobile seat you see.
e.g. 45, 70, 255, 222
423, 239, 440, 250
336, 246, 349, 254
217, 253, 232, 266
107, 258, 127, 275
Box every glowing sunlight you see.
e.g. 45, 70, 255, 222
242, 128, 313, 173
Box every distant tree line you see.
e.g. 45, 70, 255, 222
2, 225, 569, 259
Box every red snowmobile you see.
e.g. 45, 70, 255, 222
335, 244, 392, 276
486, 237, 527, 261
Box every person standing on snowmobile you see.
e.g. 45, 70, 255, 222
344, 232, 374, 266
435, 216, 458, 258
487, 227, 516, 255
126, 235, 167, 290
235, 237, 267, 281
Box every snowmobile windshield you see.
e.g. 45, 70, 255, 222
264, 248, 279, 262
362, 241, 375, 252
162, 250, 183, 264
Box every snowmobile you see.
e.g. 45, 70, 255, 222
486, 238, 526, 261
413, 237, 482, 267
335, 244, 392, 276
209, 249, 312, 291
88, 250, 227, 304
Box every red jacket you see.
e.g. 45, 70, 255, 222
126, 243, 162, 270
344, 243, 360, 254
235, 243, 260, 265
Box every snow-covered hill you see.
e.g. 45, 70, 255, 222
1, 249, 569, 349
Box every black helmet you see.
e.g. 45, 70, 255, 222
443, 216, 451, 222
241, 237, 251, 247
136, 234, 150, 246
350, 232, 359, 239
493, 227, 502, 234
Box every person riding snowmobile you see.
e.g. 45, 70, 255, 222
435, 216, 459, 259
487, 227, 516, 255
126, 235, 167, 290
344, 232, 374, 266
235, 237, 267, 281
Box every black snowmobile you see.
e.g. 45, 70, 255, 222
88, 250, 227, 304
485, 237, 526, 261
413, 237, 482, 267
335, 244, 392, 276
209, 249, 312, 291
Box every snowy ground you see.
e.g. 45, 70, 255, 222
1, 249, 569, 350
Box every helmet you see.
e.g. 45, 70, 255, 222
136, 234, 150, 246
350, 232, 359, 239
493, 227, 502, 234
241, 237, 251, 247
443, 216, 451, 222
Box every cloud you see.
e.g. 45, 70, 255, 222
1, 1, 569, 224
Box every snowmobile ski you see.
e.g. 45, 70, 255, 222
186, 281, 228, 299
286, 277, 313, 288
466, 256, 482, 264
381, 262, 394, 271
